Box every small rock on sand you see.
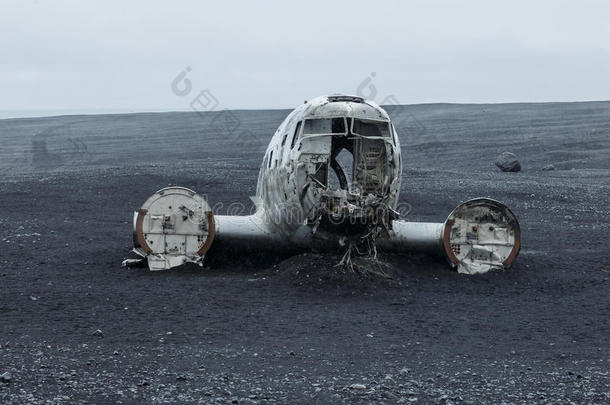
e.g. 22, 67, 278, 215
494, 152, 521, 172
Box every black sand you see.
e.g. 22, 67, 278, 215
0, 102, 608, 403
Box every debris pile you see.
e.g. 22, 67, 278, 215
269, 252, 399, 290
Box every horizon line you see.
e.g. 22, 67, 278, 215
2, 98, 609, 121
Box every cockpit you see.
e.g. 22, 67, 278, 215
301, 117, 391, 138
294, 114, 397, 234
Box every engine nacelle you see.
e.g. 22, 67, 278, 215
131, 187, 215, 270
441, 198, 521, 274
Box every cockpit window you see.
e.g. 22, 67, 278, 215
291, 121, 302, 149
302, 118, 347, 136
352, 119, 391, 137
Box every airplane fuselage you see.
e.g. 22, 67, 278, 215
255, 95, 402, 242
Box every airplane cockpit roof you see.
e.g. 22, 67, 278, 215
301, 95, 390, 122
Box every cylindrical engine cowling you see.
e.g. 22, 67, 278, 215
441, 198, 520, 274
132, 186, 215, 270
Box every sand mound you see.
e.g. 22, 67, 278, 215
266, 252, 404, 290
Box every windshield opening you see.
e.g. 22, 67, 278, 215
303, 118, 347, 136
352, 119, 391, 137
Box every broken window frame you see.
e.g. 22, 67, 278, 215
290, 120, 302, 150
390, 123, 398, 146
301, 117, 348, 138
350, 118, 392, 138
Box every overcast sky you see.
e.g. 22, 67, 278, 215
1, 0, 609, 117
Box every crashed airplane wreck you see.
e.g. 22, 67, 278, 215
125, 95, 520, 274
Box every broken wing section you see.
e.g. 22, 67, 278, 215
213, 210, 285, 248
380, 198, 521, 274
125, 187, 282, 271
